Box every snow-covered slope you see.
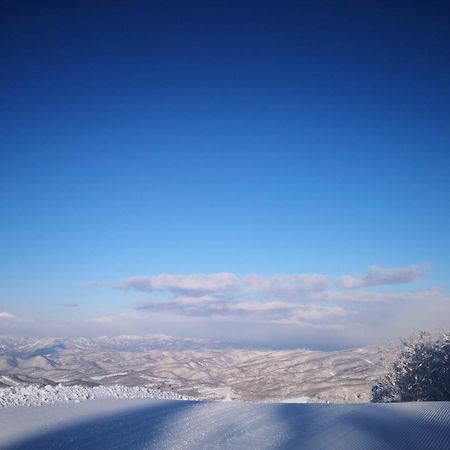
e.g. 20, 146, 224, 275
0, 398, 449, 449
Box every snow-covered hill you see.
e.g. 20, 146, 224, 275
0, 335, 385, 402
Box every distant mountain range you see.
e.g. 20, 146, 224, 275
0, 335, 387, 402
0, 334, 231, 355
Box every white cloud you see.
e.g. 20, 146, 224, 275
338, 264, 428, 289
136, 294, 353, 327
228, 301, 293, 313
243, 274, 328, 295
118, 272, 328, 298
0, 311, 16, 320
268, 305, 352, 327
313, 287, 447, 303
89, 264, 449, 347
119, 273, 238, 295
110, 267, 442, 328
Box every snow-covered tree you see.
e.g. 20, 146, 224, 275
372, 331, 450, 402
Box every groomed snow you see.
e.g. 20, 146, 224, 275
0, 396, 449, 449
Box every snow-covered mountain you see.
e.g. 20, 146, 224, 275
0, 334, 239, 355
0, 335, 386, 402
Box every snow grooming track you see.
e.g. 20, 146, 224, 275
0, 399, 449, 449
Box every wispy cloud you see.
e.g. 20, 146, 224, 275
118, 272, 328, 297
242, 274, 328, 295
119, 273, 239, 295
109, 266, 441, 327
136, 295, 352, 325
338, 264, 428, 289
312, 287, 446, 303
89, 263, 448, 347
0, 311, 34, 324
0, 311, 16, 320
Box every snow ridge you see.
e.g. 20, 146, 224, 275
0, 384, 196, 407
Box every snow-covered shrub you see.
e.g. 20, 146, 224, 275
371, 331, 450, 402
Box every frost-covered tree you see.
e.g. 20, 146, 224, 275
372, 331, 450, 403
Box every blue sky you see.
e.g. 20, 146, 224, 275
1, 1, 449, 347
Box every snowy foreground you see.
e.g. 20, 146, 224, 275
1, 396, 450, 449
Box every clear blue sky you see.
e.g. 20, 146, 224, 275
1, 1, 449, 346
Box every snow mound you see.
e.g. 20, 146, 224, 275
0, 384, 196, 407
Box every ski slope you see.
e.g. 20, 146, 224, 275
1, 398, 449, 449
